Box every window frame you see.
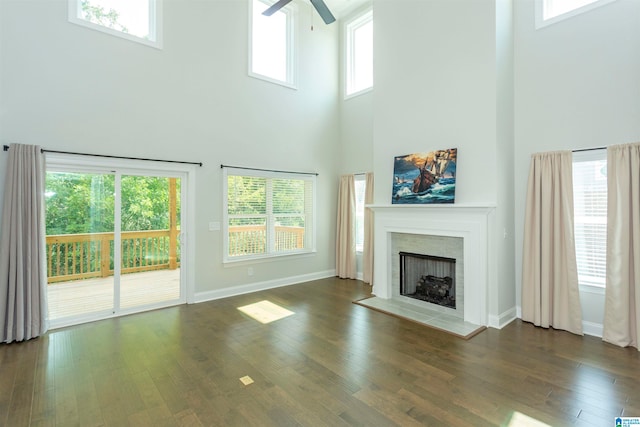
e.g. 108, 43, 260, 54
344, 7, 373, 99
248, 0, 298, 89
68, 0, 163, 49
222, 167, 316, 263
572, 149, 607, 293
535, 0, 617, 29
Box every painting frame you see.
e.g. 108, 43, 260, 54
391, 148, 457, 204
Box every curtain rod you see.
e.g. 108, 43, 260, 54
3, 144, 203, 167
221, 164, 319, 176
573, 146, 606, 153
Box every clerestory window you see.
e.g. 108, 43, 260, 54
68, 0, 162, 48
249, 0, 297, 88
345, 8, 373, 98
536, 0, 617, 28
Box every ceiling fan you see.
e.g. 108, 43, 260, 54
262, 0, 336, 25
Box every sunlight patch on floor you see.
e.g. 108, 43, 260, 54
237, 300, 294, 324
507, 412, 552, 427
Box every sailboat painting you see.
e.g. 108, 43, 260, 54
391, 149, 457, 204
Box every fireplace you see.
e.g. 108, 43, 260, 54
371, 204, 495, 327
399, 252, 456, 309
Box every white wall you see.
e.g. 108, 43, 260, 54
372, 0, 516, 326
0, 0, 341, 297
373, 0, 498, 206
514, 0, 640, 333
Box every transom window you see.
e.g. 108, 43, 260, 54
536, 0, 616, 28
573, 150, 607, 288
68, 0, 162, 48
249, 0, 296, 88
345, 8, 373, 98
223, 168, 315, 262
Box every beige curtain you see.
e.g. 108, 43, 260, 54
603, 142, 640, 350
362, 172, 374, 284
0, 144, 48, 343
336, 175, 356, 279
521, 151, 583, 335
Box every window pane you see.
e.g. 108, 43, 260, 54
544, 0, 599, 20
252, 0, 288, 82
353, 20, 373, 93
347, 10, 373, 96
275, 216, 304, 252
229, 217, 267, 257
79, 0, 152, 40
273, 179, 305, 214
573, 154, 607, 287
227, 176, 266, 215
355, 179, 366, 252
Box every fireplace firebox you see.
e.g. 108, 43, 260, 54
399, 251, 456, 309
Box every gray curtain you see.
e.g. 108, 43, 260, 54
362, 172, 374, 284
336, 175, 356, 279
603, 142, 640, 350
521, 151, 583, 335
0, 144, 48, 343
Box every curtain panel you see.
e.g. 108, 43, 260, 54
362, 172, 374, 284
335, 175, 356, 279
521, 151, 583, 335
0, 144, 48, 343
603, 142, 640, 350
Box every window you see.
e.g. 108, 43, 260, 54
536, 0, 616, 28
223, 168, 315, 262
354, 176, 366, 252
345, 9, 373, 98
573, 150, 607, 288
249, 0, 296, 88
68, 0, 162, 48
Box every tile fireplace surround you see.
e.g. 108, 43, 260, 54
370, 204, 496, 328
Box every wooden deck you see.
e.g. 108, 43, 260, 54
47, 268, 181, 320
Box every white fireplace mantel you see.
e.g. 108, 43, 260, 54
369, 203, 496, 326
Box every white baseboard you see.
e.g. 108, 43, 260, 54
582, 320, 603, 338
194, 269, 336, 303
488, 307, 518, 329
516, 305, 522, 319
513, 306, 603, 338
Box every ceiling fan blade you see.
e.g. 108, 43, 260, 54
310, 0, 336, 24
262, 0, 294, 16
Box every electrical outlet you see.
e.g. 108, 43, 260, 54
248, 267, 254, 276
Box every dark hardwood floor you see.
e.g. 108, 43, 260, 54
1, 277, 639, 426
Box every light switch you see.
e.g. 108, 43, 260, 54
209, 221, 221, 231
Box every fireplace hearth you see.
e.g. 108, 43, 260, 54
400, 252, 456, 309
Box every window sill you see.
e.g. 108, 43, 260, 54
344, 86, 372, 101
579, 283, 606, 295
248, 72, 298, 90
223, 250, 316, 266
68, 16, 162, 50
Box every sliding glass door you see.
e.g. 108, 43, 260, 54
119, 175, 181, 310
46, 171, 116, 321
46, 165, 186, 327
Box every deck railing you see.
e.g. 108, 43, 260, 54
228, 225, 305, 257
46, 230, 180, 283
46, 225, 305, 282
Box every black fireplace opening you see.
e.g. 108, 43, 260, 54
399, 251, 456, 309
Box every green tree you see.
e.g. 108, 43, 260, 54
45, 173, 180, 235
